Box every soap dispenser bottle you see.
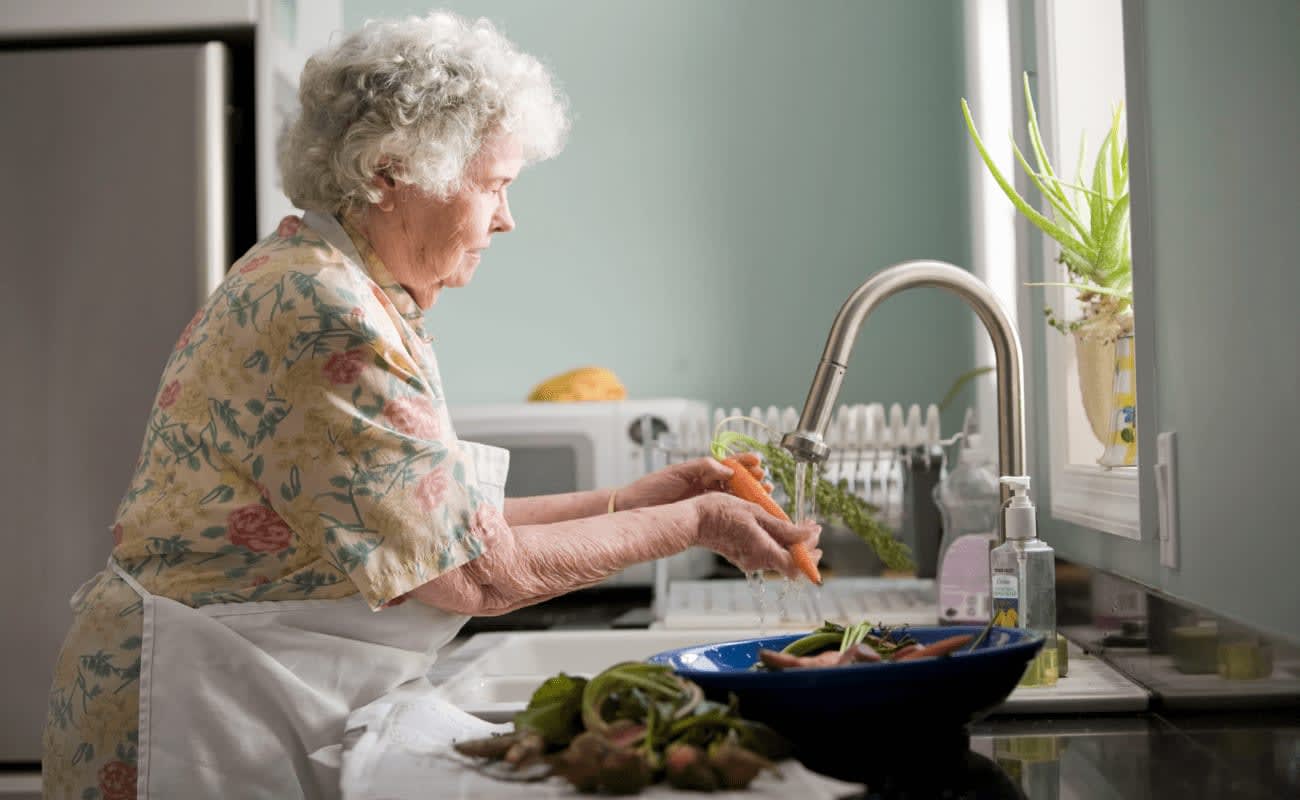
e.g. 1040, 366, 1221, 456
989, 476, 1059, 686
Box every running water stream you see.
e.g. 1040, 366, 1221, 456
744, 458, 826, 631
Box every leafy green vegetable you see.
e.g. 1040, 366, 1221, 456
779, 630, 843, 657
768, 620, 920, 666
513, 672, 588, 747
456, 660, 788, 794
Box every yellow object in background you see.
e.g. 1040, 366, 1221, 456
527, 366, 627, 402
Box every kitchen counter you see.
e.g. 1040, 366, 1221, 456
831, 711, 1298, 799
430, 632, 1295, 798
434, 570, 1300, 799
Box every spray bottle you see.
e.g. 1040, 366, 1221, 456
989, 476, 1059, 686
932, 419, 1000, 625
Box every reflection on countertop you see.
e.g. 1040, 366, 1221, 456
833, 712, 1298, 799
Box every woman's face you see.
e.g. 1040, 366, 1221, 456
369, 135, 523, 307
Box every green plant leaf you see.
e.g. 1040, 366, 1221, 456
1109, 105, 1126, 196
1024, 281, 1133, 300
1088, 122, 1122, 240
1012, 143, 1093, 247
1023, 73, 1056, 181
939, 365, 995, 413
962, 99, 1098, 266
1095, 193, 1131, 277
1023, 74, 1085, 229
1033, 175, 1123, 204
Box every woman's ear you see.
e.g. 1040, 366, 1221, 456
370, 171, 397, 213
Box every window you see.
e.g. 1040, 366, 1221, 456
963, 0, 1137, 539
1033, 0, 1139, 538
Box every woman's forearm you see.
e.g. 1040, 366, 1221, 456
412, 501, 696, 615
502, 489, 614, 525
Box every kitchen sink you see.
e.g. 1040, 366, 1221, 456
428, 627, 1152, 722
429, 627, 765, 722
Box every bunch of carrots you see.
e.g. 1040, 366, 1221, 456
709, 428, 822, 586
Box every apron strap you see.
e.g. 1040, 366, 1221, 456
108, 556, 151, 599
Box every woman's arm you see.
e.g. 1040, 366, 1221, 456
502, 490, 612, 525
412, 501, 693, 614
411, 493, 818, 616
500, 457, 762, 525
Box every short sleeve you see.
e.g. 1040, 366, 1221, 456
241, 271, 489, 609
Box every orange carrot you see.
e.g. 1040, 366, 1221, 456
895, 634, 974, 661
719, 457, 821, 585
889, 643, 923, 661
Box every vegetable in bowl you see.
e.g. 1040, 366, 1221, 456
753, 620, 973, 670
647, 623, 1045, 782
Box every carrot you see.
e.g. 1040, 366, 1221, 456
719, 456, 822, 585
888, 643, 923, 661
894, 634, 974, 661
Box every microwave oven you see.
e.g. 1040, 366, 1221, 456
449, 397, 715, 585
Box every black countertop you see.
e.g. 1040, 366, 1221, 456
829, 711, 1298, 799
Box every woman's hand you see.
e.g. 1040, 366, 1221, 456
613, 454, 771, 511
690, 492, 822, 581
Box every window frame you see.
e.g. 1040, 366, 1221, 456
1027, 0, 1140, 540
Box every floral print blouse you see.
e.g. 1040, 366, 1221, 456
43, 213, 499, 799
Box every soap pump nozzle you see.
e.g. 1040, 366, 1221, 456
999, 475, 1036, 541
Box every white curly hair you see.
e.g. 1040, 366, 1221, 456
279, 11, 570, 213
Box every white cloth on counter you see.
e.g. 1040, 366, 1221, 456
325, 681, 861, 799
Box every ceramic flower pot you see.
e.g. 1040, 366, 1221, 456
1072, 316, 1137, 467
1073, 331, 1117, 445
1099, 333, 1137, 467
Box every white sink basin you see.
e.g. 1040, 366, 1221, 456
430, 628, 767, 722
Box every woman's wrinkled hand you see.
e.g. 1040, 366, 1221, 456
613, 454, 771, 511
690, 492, 822, 581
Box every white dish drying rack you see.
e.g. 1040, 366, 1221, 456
639, 402, 951, 623
642, 402, 947, 531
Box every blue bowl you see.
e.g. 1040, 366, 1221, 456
647, 625, 1044, 781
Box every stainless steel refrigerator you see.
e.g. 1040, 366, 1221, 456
0, 42, 246, 765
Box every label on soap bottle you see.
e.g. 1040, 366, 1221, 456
991, 569, 1020, 627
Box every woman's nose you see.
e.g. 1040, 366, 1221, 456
493, 197, 515, 233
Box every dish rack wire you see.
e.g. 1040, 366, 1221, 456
636, 402, 952, 619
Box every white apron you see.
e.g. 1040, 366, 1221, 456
112, 210, 512, 798
112, 441, 507, 799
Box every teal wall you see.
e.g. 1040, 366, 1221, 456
1038, 0, 1300, 643
342, 1, 976, 421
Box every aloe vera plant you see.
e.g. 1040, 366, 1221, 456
962, 73, 1131, 335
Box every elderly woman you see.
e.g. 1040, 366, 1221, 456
42, 12, 818, 800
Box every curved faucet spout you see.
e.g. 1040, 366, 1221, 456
780, 259, 1025, 508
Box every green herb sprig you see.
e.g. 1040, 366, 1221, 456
713, 428, 914, 572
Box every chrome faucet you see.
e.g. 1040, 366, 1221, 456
780, 260, 1027, 539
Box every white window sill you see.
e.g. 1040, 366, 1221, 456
1051, 464, 1140, 539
